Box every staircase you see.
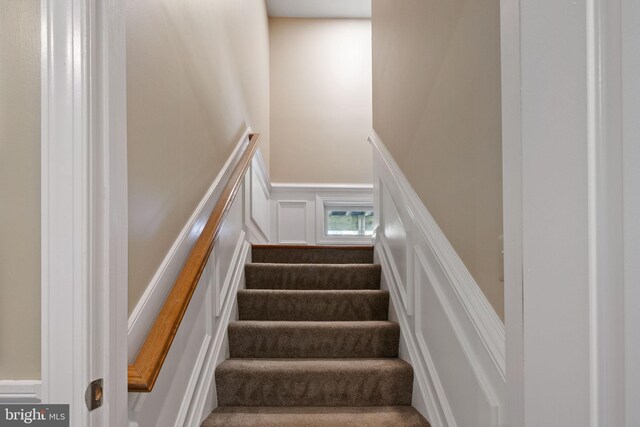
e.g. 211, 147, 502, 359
202, 245, 430, 427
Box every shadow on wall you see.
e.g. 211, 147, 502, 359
372, 0, 504, 319
126, 0, 270, 314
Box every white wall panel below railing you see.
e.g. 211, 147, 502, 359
245, 150, 271, 243
370, 131, 505, 427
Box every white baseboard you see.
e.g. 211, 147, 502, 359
370, 131, 506, 426
127, 128, 252, 359
0, 380, 41, 402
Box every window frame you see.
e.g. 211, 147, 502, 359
315, 195, 374, 245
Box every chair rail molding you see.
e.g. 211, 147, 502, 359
369, 131, 506, 427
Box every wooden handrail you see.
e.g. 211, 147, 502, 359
128, 133, 261, 392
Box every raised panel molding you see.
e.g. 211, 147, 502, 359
370, 131, 506, 426
185, 241, 250, 427
246, 150, 271, 243
379, 181, 413, 315
277, 201, 309, 244
215, 229, 246, 317
376, 243, 447, 427
271, 184, 374, 245
414, 247, 499, 427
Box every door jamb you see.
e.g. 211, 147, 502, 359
40, 0, 128, 425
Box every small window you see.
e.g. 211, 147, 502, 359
325, 207, 374, 236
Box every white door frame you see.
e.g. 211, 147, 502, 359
622, 1, 640, 424
501, 0, 628, 425
41, 0, 128, 425
499, 0, 524, 425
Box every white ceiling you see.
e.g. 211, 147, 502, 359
266, 0, 371, 19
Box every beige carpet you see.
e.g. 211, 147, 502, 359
202, 245, 430, 427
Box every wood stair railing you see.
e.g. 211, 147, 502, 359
128, 133, 261, 392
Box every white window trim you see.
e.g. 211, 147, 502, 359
315, 195, 374, 245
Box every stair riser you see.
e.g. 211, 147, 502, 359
245, 264, 381, 290
228, 323, 400, 358
252, 246, 374, 264
215, 363, 413, 407
237, 290, 389, 321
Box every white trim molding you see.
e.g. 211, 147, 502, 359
315, 195, 374, 245
276, 201, 310, 244
622, 1, 640, 425
370, 131, 506, 426
0, 381, 42, 402
513, 0, 628, 424
41, 0, 128, 425
128, 195, 250, 427
245, 149, 271, 243
376, 245, 448, 427
185, 241, 250, 426
270, 184, 374, 245
499, 0, 524, 425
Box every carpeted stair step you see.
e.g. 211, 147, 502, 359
202, 406, 430, 427
237, 289, 389, 321
228, 321, 400, 358
245, 263, 381, 290
215, 358, 414, 407
252, 245, 374, 264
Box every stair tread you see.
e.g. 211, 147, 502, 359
215, 359, 413, 407
217, 357, 412, 371
237, 289, 389, 321
245, 263, 381, 290
208, 247, 427, 422
203, 406, 430, 427
228, 321, 400, 358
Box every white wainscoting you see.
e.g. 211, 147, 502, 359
270, 184, 374, 245
244, 149, 271, 243
370, 132, 506, 427
127, 129, 271, 427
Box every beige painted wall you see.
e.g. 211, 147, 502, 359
0, 0, 41, 379
372, 0, 504, 319
269, 18, 372, 184
127, 0, 270, 314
